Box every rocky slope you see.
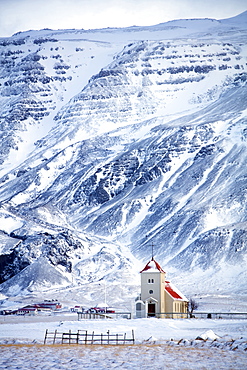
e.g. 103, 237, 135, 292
0, 12, 247, 305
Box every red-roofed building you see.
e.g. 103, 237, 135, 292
136, 257, 188, 318
17, 307, 38, 316
140, 258, 166, 273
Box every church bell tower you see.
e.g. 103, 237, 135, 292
140, 257, 166, 317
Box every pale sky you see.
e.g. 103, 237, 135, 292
0, 0, 246, 37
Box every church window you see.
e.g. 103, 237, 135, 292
136, 303, 142, 310
148, 279, 154, 284
149, 290, 153, 294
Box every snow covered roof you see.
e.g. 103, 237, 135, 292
140, 258, 166, 273
96, 303, 109, 308
165, 281, 188, 301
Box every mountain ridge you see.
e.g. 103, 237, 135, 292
0, 13, 247, 307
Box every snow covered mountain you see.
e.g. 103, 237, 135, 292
0, 12, 247, 307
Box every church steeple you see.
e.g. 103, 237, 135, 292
139, 256, 166, 317
140, 258, 166, 274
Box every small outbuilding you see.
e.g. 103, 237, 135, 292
136, 257, 188, 318
17, 307, 38, 316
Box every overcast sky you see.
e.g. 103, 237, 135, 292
0, 0, 246, 37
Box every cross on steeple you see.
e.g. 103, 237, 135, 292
146, 235, 154, 260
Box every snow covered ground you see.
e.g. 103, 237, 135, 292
1, 342, 246, 370
0, 314, 246, 369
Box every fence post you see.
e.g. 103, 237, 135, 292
53, 329, 57, 344
44, 329, 48, 344
85, 330, 88, 344
91, 331, 94, 344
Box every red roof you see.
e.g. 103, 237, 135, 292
140, 258, 166, 273
165, 281, 183, 300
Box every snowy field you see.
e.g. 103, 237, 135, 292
0, 315, 246, 369
1, 343, 246, 370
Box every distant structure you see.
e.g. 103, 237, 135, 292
135, 257, 188, 318
0, 301, 62, 316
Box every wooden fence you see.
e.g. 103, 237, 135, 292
44, 329, 135, 345
154, 312, 247, 319
77, 311, 132, 320
188, 312, 247, 319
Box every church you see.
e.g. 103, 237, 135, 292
135, 257, 188, 318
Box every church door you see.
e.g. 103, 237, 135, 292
148, 303, 156, 317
